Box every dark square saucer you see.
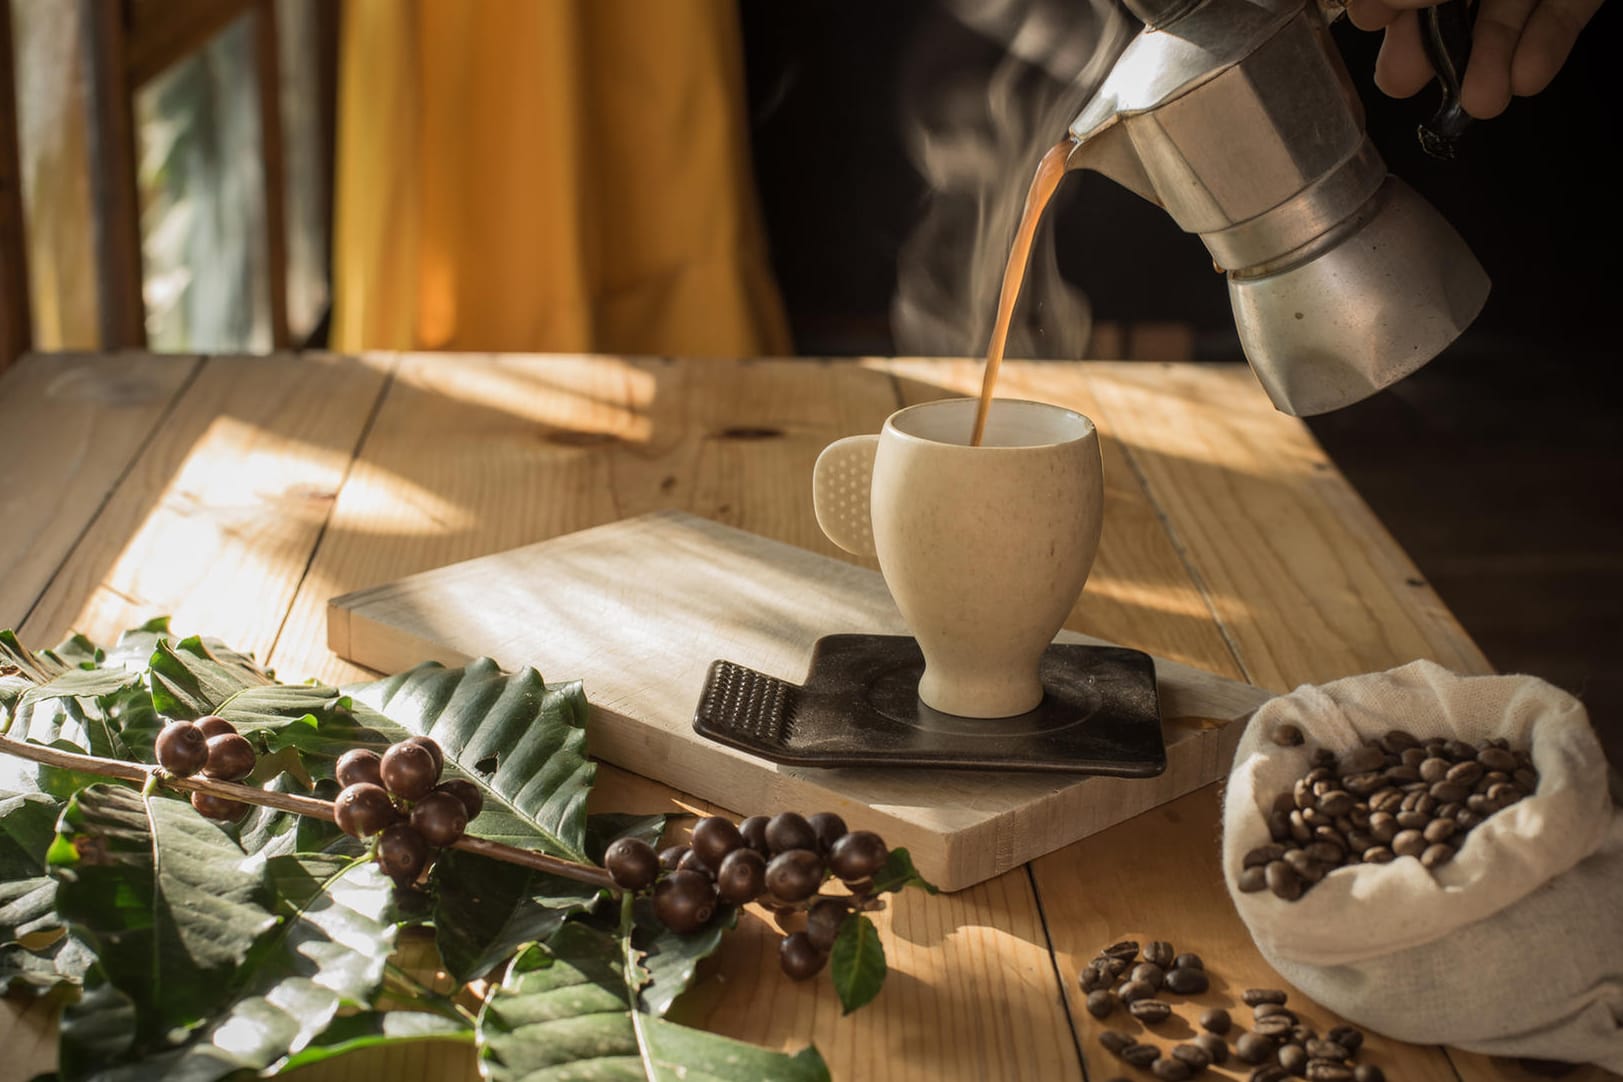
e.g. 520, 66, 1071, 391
692, 634, 1167, 775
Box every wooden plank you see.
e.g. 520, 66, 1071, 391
0, 0, 31, 372
253, 0, 290, 349
1083, 361, 1492, 692
18, 353, 391, 657
0, 352, 197, 629
81, 0, 147, 350
124, 0, 254, 87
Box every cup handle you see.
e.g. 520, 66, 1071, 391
812, 435, 879, 557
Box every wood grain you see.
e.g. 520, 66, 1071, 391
0, 0, 30, 373
18, 352, 390, 658
0, 353, 197, 628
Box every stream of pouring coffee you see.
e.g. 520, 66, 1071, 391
969, 140, 1075, 447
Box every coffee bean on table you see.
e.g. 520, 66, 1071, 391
1253, 1002, 1295, 1021
1144, 940, 1176, 968
1306, 1061, 1354, 1082
1080, 964, 1106, 992
1086, 989, 1117, 1018
1306, 1039, 1350, 1061
1153, 1056, 1194, 1081
1105, 939, 1141, 961
1326, 1025, 1363, 1054
1173, 952, 1204, 971
1352, 1066, 1385, 1082
1100, 1030, 1134, 1054
1172, 1043, 1213, 1072
1129, 999, 1173, 1025
1120, 979, 1156, 1004
1199, 1006, 1232, 1034
1236, 1032, 1278, 1064
1254, 1014, 1296, 1039
1290, 1024, 1317, 1044
1195, 1032, 1229, 1064
1122, 1043, 1161, 1068
1132, 962, 1166, 988
1243, 988, 1289, 1006
1238, 866, 1269, 892
1166, 966, 1210, 995
1279, 1043, 1309, 1075
1251, 1066, 1290, 1082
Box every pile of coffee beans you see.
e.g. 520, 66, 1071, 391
155, 714, 260, 821
1085, 939, 1385, 1082
603, 810, 890, 980
332, 737, 483, 888
1240, 729, 1539, 901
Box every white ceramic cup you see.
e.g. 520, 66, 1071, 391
812, 398, 1104, 718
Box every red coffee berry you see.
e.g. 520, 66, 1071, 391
191, 790, 248, 821
408, 791, 468, 848
379, 741, 437, 800
196, 715, 236, 739
434, 778, 484, 821
829, 831, 888, 882
604, 837, 660, 891
155, 721, 208, 776
376, 822, 428, 884
335, 748, 384, 789
335, 783, 397, 838
202, 733, 256, 781
652, 869, 717, 934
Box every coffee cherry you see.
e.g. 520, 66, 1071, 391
155, 721, 208, 776
715, 847, 767, 904
434, 778, 484, 820
765, 812, 819, 855
805, 897, 850, 952
335, 748, 384, 789
380, 741, 438, 800
738, 815, 771, 855
779, 931, 826, 981
404, 735, 445, 776
604, 837, 660, 891
196, 715, 236, 739
202, 733, 256, 781
335, 782, 398, 837
652, 869, 717, 934
808, 812, 848, 853
829, 830, 888, 882
658, 844, 690, 872
409, 791, 468, 848
191, 790, 248, 821
677, 848, 715, 879
764, 848, 824, 903
376, 822, 429, 884
690, 816, 744, 870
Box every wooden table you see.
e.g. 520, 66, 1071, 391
0, 351, 1605, 1082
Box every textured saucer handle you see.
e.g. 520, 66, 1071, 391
812, 435, 879, 557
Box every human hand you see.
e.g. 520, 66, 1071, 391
1346, 0, 1606, 117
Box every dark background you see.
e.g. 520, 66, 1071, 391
737, 0, 1622, 762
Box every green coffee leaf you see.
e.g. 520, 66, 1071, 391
871, 847, 939, 895
830, 913, 886, 1014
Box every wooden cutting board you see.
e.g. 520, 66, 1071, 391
327, 512, 1270, 891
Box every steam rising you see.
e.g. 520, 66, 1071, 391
892, 0, 1129, 360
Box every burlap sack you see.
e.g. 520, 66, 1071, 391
1222, 660, 1623, 1069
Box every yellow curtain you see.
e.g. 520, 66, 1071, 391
332, 0, 792, 357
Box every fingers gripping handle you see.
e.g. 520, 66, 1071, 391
812, 435, 879, 557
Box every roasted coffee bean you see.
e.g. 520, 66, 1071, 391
1102, 955, 1131, 977
1290, 1025, 1317, 1044
1246, 844, 1287, 868
1294, 778, 1315, 810
1348, 807, 1372, 830
1099, 1030, 1135, 1054
1199, 1006, 1232, 1034
1304, 840, 1345, 864
1305, 1040, 1350, 1062
1342, 772, 1383, 797
1478, 746, 1517, 772
1305, 1061, 1354, 1082
1122, 1043, 1161, 1068
1254, 1015, 1296, 1039
1144, 940, 1176, 968
1269, 810, 1294, 842
1172, 1044, 1213, 1072
1466, 793, 1496, 815
1317, 790, 1354, 817
1252, 1068, 1290, 1082
1288, 811, 1313, 844
1283, 849, 1319, 880
1447, 760, 1485, 786
1382, 764, 1422, 785
1398, 747, 1428, 770
1080, 964, 1106, 993
1120, 978, 1156, 1004
1381, 729, 1420, 753
1421, 843, 1456, 869
1514, 767, 1539, 791
1153, 1057, 1193, 1081
1238, 866, 1269, 892
1418, 757, 1450, 783
1443, 739, 1478, 761
1131, 962, 1166, 989
1244, 988, 1289, 1006
1235, 1032, 1278, 1064
1272, 723, 1305, 747
1166, 966, 1210, 995
1266, 860, 1303, 900
1339, 745, 1386, 775
1423, 818, 1458, 844
1326, 1025, 1363, 1054
1369, 788, 1405, 813
1435, 801, 1464, 820
1430, 780, 1471, 804
1086, 989, 1117, 1019
1172, 952, 1204, 971
1104, 939, 1141, 961
1344, 829, 1376, 853
1279, 1044, 1309, 1075
1392, 830, 1427, 859
1195, 1033, 1229, 1064
1395, 809, 1430, 830
1352, 1066, 1384, 1082
1253, 1003, 1295, 1021
1456, 809, 1483, 831
1367, 812, 1398, 843
1488, 782, 1523, 807
1362, 845, 1395, 864
1130, 999, 1173, 1025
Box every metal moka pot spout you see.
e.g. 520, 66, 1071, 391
1065, 0, 1490, 416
